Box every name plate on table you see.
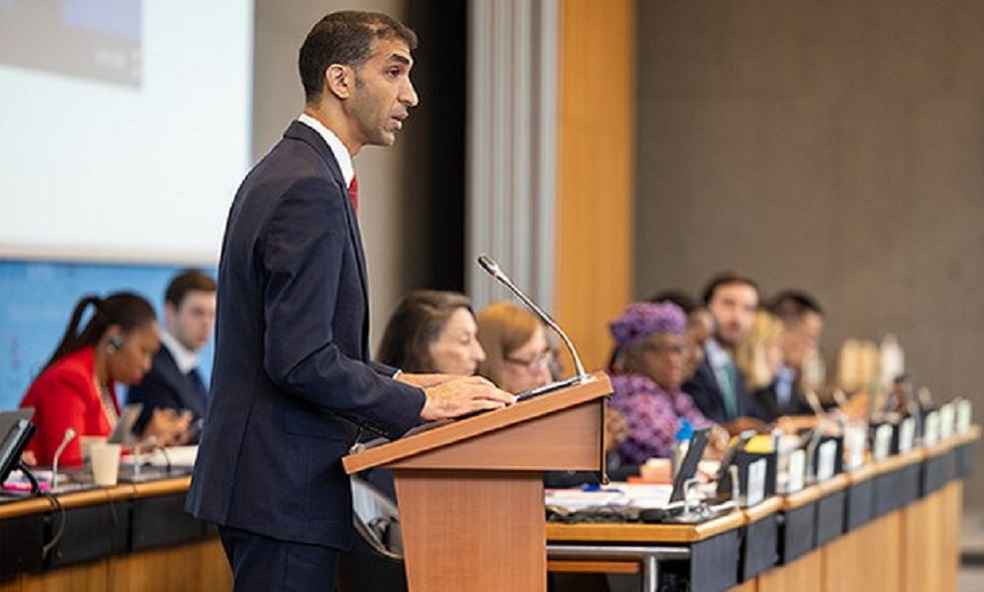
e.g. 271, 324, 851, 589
957, 400, 973, 434
873, 424, 893, 461
747, 458, 767, 507
924, 411, 940, 446
940, 404, 956, 439
786, 449, 806, 493
844, 425, 867, 471
898, 417, 916, 453
817, 440, 837, 482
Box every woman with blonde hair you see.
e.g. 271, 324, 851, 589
737, 310, 811, 421
475, 301, 553, 394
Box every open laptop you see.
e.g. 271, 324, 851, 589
107, 403, 143, 445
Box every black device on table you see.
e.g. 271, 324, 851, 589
638, 428, 722, 524
0, 409, 37, 489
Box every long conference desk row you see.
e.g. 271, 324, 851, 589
0, 427, 978, 592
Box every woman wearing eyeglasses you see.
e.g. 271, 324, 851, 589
474, 301, 554, 394
607, 301, 723, 465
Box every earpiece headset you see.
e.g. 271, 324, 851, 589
107, 335, 124, 352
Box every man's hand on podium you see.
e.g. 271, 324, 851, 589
395, 373, 457, 389
418, 376, 516, 421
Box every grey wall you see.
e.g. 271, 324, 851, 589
635, 1, 984, 508
252, 0, 431, 349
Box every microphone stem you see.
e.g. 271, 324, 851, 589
505, 282, 588, 380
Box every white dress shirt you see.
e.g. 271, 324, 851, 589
160, 331, 199, 375
297, 113, 355, 187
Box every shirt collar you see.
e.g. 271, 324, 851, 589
160, 331, 199, 375
297, 113, 355, 187
705, 337, 733, 370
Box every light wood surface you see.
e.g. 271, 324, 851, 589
952, 425, 981, 446
20, 561, 108, 592
555, 0, 634, 373
783, 485, 824, 510
0, 497, 51, 519
109, 538, 232, 592
390, 400, 603, 472
757, 550, 822, 592
546, 509, 745, 543
822, 513, 902, 592
343, 372, 611, 474
900, 495, 937, 592
817, 473, 850, 495
395, 470, 545, 592
870, 448, 924, 476
729, 580, 758, 592
845, 463, 878, 485
131, 476, 191, 497
546, 560, 639, 574
940, 481, 961, 592
744, 497, 782, 523
0, 476, 194, 520
2, 539, 231, 592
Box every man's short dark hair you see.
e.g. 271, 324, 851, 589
299, 11, 418, 103
768, 290, 824, 324
701, 272, 759, 306
647, 290, 699, 315
165, 269, 217, 309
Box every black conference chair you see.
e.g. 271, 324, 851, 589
336, 476, 407, 592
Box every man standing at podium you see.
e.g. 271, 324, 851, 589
187, 11, 513, 591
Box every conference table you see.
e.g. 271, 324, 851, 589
0, 475, 232, 591
0, 428, 977, 592
547, 426, 979, 592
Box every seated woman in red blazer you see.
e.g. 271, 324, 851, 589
20, 292, 162, 467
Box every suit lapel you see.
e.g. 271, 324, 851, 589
283, 121, 371, 358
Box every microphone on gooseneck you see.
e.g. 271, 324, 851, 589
477, 255, 589, 383
51, 428, 77, 490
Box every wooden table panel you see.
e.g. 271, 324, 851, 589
940, 482, 961, 592
900, 496, 935, 592
108, 539, 231, 592
21, 561, 108, 592
757, 550, 821, 592
729, 580, 757, 592
821, 524, 867, 592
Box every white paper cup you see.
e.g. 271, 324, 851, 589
80, 435, 108, 464
90, 442, 122, 486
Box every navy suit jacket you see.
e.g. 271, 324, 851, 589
684, 357, 767, 424
186, 121, 426, 549
754, 381, 813, 422
126, 347, 207, 439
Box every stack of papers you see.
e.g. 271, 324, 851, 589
545, 483, 673, 512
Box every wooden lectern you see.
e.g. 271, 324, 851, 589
342, 371, 612, 592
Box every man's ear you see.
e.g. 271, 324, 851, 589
163, 301, 178, 328
324, 64, 354, 100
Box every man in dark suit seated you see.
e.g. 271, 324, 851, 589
127, 270, 216, 443
684, 272, 768, 425
186, 11, 513, 592
762, 290, 826, 418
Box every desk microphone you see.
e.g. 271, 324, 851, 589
477, 255, 589, 382
51, 428, 76, 490
805, 390, 825, 418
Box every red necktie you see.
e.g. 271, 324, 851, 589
347, 176, 359, 213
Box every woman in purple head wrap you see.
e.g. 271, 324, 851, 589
607, 302, 716, 464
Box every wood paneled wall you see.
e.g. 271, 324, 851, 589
555, 0, 635, 372
635, 0, 984, 509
